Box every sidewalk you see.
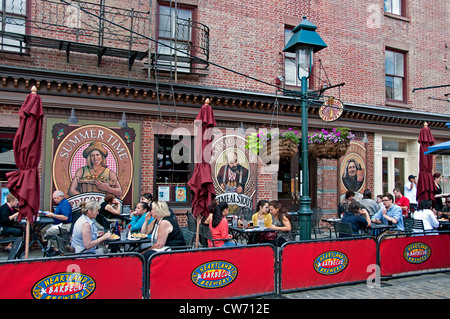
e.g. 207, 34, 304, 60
281, 272, 450, 299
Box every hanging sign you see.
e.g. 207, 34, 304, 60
319, 97, 344, 122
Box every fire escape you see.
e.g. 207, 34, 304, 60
0, 0, 210, 76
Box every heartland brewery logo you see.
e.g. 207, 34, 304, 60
32, 272, 95, 299
404, 242, 432, 264
314, 251, 349, 275
191, 261, 238, 289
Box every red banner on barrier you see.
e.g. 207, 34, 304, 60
281, 238, 376, 291
148, 245, 275, 299
0, 254, 144, 299
379, 233, 450, 276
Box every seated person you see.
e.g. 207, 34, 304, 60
0, 193, 22, 250
371, 193, 405, 231
413, 200, 439, 233
340, 201, 371, 237
71, 200, 111, 254
98, 193, 121, 219
252, 200, 272, 228
141, 201, 185, 259
209, 201, 239, 248
41, 190, 73, 256
129, 202, 154, 233
267, 200, 292, 247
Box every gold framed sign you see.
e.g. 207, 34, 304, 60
319, 97, 344, 122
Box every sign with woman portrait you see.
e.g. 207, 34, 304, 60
210, 133, 257, 211
339, 141, 367, 199
44, 119, 141, 210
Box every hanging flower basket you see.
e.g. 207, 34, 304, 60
308, 128, 355, 159
246, 128, 300, 162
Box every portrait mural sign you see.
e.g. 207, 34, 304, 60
210, 133, 257, 212
44, 119, 140, 210
339, 141, 367, 199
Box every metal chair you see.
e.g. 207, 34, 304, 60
311, 207, 332, 239
412, 219, 425, 233
336, 222, 356, 238
7, 237, 24, 260
200, 224, 236, 247
404, 218, 414, 232
186, 211, 197, 233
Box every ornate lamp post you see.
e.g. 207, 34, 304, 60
283, 17, 327, 240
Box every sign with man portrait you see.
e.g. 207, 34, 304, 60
210, 134, 257, 211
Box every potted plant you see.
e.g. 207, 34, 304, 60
308, 127, 355, 159
246, 128, 300, 161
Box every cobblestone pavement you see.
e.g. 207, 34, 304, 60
281, 272, 450, 299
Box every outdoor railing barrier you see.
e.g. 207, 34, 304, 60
377, 231, 450, 277
0, 253, 145, 299
1, 232, 450, 299
279, 236, 376, 293
147, 245, 276, 299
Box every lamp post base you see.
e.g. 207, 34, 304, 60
298, 196, 313, 241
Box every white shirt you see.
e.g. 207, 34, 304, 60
413, 209, 439, 232
404, 181, 417, 204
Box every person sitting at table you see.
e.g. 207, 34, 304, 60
252, 200, 272, 229
413, 200, 439, 233
371, 193, 405, 232
340, 201, 371, 237
267, 200, 292, 247
41, 190, 73, 257
140, 192, 153, 204
71, 200, 111, 254
208, 201, 239, 248
0, 193, 22, 251
98, 193, 121, 219
141, 201, 185, 259
338, 190, 355, 218
129, 202, 155, 233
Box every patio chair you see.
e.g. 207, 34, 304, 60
7, 237, 24, 260
403, 218, 413, 232
186, 211, 197, 233
412, 219, 425, 233
311, 207, 332, 239
199, 224, 237, 247
337, 222, 357, 238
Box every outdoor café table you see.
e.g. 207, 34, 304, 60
438, 219, 450, 230
364, 223, 396, 236
228, 225, 274, 244
105, 233, 152, 253
19, 215, 55, 255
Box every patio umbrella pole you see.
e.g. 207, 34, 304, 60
25, 218, 30, 259
195, 216, 201, 249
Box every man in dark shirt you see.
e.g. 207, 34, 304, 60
0, 193, 23, 250
341, 201, 371, 237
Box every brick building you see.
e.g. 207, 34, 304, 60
0, 0, 449, 222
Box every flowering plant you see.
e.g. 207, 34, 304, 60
245, 128, 300, 155
308, 127, 355, 144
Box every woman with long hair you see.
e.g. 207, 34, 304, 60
209, 201, 238, 247
433, 173, 444, 212
268, 200, 292, 246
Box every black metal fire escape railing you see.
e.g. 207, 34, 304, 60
0, 0, 210, 72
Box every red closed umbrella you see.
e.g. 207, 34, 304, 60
417, 122, 436, 203
6, 87, 43, 258
187, 99, 216, 247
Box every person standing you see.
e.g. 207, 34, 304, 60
404, 175, 418, 213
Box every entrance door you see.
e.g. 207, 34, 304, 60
382, 154, 406, 194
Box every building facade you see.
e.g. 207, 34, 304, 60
0, 0, 449, 221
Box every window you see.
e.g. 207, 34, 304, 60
155, 135, 193, 205
384, 0, 404, 16
385, 49, 406, 102
284, 28, 312, 87
0, 0, 27, 53
157, 4, 194, 72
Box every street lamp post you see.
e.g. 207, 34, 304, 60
283, 17, 327, 240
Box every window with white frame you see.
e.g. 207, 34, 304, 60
436, 156, 450, 195
157, 4, 193, 73
385, 49, 406, 102
384, 0, 404, 17
284, 28, 312, 87
0, 0, 27, 53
